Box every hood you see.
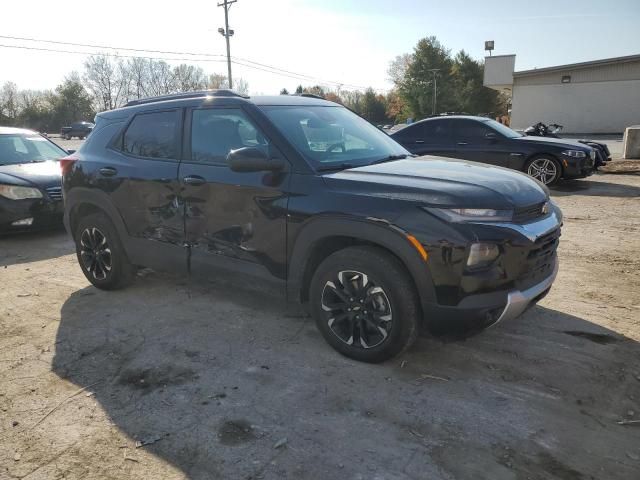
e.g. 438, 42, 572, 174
322, 157, 548, 209
0, 161, 62, 189
514, 135, 592, 150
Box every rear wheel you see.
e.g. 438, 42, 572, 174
75, 212, 135, 290
526, 156, 561, 185
309, 246, 419, 363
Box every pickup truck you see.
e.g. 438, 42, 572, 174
60, 122, 94, 140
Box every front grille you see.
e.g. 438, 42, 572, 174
517, 228, 560, 290
45, 186, 63, 201
513, 202, 546, 224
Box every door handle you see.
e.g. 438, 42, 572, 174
99, 167, 117, 177
457, 142, 468, 146
183, 175, 206, 186
415, 139, 425, 144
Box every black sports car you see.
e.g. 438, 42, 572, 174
0, 127, 69, 233
391, 116, 595, 186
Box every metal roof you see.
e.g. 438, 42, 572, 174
514, 53, 640, 77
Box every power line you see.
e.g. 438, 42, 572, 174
0, 34, 379, 91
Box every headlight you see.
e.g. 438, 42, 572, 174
561, 150, 586, 158
424, 207, 513, 223
0, 184, 43, 200
467, 243, 500, 268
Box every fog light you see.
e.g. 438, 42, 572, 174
467, 243, 499, 267
11, 218, 34, 226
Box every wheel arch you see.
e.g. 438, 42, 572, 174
525, 152, 565, 177
65, 188, 129, 242
288, 216, 437, 315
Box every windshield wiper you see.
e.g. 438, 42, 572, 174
316, 163, 356, 172
369, 154, 414, 165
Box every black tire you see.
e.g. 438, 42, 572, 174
525, 155, 562, 186
74, 212, 135, 290
309, 246, 419, 363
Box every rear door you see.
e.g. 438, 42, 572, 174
392, 119, 455, 157
453, 119, 512, 167
105, 109, 187, 272
179, 105, 290, 284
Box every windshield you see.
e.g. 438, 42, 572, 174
0, 134, 68, 166
484, 119, 523, 138
260, 106, 409, 170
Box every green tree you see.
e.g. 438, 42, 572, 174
295, 85, 304, 94
280, 88, 289, 95
360, 88, 387, 123
49, 74, 95, 130
399, 36, 456, 119
452, 51, 499, 115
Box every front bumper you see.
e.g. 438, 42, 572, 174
562, 154, 595, 178
0, 197, 63, 233
493, 256, 558, 325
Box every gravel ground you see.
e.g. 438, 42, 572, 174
1, 172, 639, 480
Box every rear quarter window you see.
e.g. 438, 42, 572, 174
122, 110, 180, 160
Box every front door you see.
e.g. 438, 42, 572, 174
453, 119, 512, 167
179, 106, 290, 284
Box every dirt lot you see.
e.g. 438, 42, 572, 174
1, 170, 639, 480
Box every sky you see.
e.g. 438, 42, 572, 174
1, 0, 639, 95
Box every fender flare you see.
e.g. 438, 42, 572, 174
64, 187, 129, 241
287, 216, 437, 310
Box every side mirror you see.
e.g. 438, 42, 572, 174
227, 147, 285, 173
67, 149, 76, 154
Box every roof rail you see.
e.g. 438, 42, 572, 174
293, 93, 325, 100
124, 89, 249, 107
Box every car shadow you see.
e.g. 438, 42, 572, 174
550, 177, 640, 198
0, 227, 73, 267
51, 275, 640, 480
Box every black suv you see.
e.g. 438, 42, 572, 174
391, 116, 595, 185
61, 122, 95, 140
63, 91, 562, 362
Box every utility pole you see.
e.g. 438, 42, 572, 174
217, 0, 237, 89
428, 69, 440, 115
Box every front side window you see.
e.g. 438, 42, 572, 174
190, 108, 269, 165
456, 120, 494, 143
123, 110, 179, 159
484, 119, 523, 138
0, 134, 67, 165
261, 106, 408, 169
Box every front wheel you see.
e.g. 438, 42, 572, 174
309, 246, 419, 363
75, 212, 135, 290
526, 156, 561, 186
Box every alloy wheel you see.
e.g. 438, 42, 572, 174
527, 158, 558, 185
321, 270, 393, 349
79, 227, 112, 281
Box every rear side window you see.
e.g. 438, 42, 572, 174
420, 120, 453, 144
123, 110, 180, 160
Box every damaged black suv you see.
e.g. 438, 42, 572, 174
63, 90, 562, 362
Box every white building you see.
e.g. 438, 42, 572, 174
484, 54, 640, 134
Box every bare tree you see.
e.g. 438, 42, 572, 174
0, 81, 20, 120
388, 53, 413, 87
174, 64, 207, 92
208, 73, 229, 89
83, 55, 124, 110
233, 77, 249, 95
